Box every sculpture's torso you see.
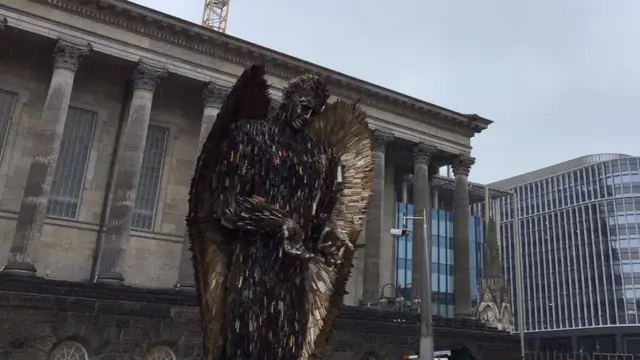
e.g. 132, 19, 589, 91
213, 119, 333, 359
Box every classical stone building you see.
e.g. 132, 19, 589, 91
0, 0, 518, 358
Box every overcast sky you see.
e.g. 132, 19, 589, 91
133, 0, 639, 184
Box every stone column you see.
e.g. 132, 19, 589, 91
96, 62, 166, 284
3, 40, 90, 275
432, 187, 439, 210
175, 81, 226, 291
400, 174, 412, 203
0, 16, 7, 31
452, 154, 475, 317
411, 143, 437, 301
362, 129, 393, 304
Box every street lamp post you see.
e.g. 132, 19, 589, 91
511, 191, 526, 360
391, 209, 433, 360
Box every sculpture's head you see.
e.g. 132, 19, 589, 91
279, 74, 330, 130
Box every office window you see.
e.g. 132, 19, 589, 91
131, 125, 169, 230
47, 106, 96, 219
0, 89, 17, 158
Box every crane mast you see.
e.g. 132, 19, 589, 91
202, 0, 230, 33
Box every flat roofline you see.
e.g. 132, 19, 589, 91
488, 153, 634, 189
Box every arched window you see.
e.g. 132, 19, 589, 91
147, 346, 177, 360
48, 341, 89, 360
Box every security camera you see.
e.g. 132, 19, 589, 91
390, 227, 409, 237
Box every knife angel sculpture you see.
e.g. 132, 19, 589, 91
187, 64, 373, 360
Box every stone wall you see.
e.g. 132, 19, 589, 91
0, 274, 520, 360
0, 29, 205, 287
0, 28, 401, 300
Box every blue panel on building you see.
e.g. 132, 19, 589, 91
395, 202, 485, 318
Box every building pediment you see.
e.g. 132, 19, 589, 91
24, 0, 492, 138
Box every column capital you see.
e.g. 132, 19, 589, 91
52, 40, 91, 72
413, 143, 438, 165
452, 155, 476, 176
0, 16, 7, 31
131, 62, 167, 92
203, 81, 228, 108
371, 129, 394, 152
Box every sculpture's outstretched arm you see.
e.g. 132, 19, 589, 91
222, 196, 317, 260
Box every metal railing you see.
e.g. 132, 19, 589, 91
525, 352, 640, 360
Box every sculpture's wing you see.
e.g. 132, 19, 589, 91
303, 99, 374, 360
187, 65, 271, 359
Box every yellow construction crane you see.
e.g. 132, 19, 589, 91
202, 0, 230, 33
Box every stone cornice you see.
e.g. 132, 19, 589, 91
28, 0, 492, 138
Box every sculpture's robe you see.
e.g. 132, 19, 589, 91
188, 64, 373, 360
213, 118, 336, 359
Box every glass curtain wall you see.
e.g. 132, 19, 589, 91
395, 202, 485, 317
499, 155, 640, 332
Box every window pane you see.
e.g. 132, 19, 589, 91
398, 238, 406, 258
47, 106, 96, 219
439, 274, 448, 292
131, 125, 169, 230
438, 209, 446, 236
431, 273, 438, 291
397, 266, 405, 286
0, 89, 16, 158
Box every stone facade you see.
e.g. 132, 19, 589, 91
0, 274, 521, 360
0, 0, 519, 358
0, 0, 504, 303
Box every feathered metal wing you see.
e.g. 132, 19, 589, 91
186, 65, 271, 360
302, 99, 374, 360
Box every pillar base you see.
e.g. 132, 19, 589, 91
96, 271, 124, 285
2, 260, 37, 275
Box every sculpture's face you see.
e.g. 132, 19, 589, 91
280, 74, 330, 131
285, 90, 327, 130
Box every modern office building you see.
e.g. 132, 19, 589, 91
489, 154, 640, 354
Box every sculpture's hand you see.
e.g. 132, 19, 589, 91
281, 219, 315, 260
222, 196, 318, 260
318, 220, 354, 267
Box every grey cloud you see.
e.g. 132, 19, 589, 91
135, 0, 640, 183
